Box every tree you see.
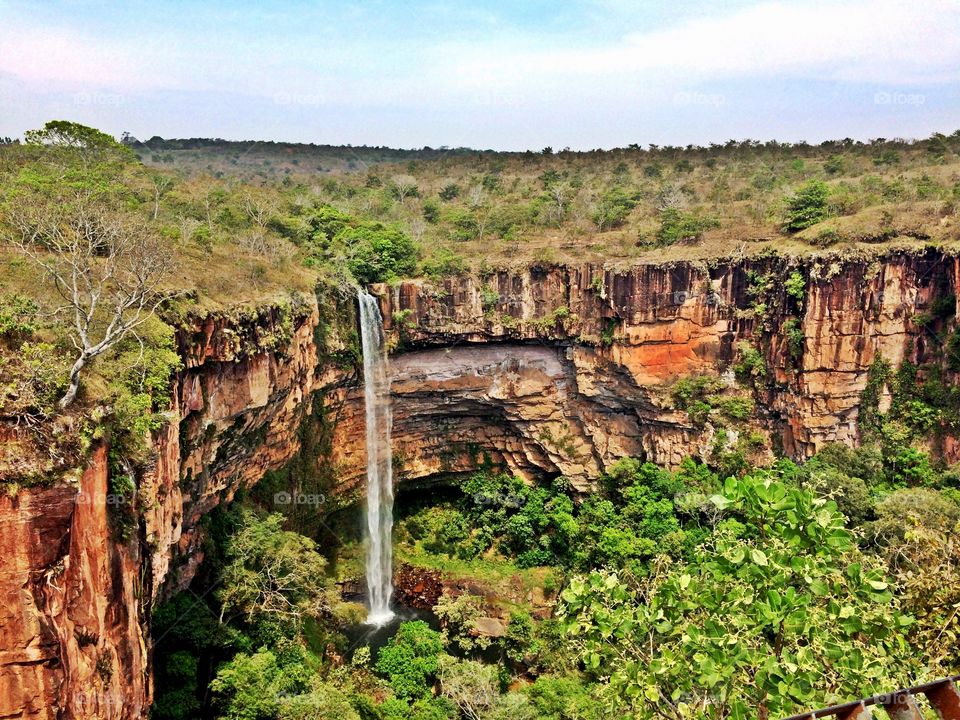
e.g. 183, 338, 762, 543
23, 120, 135, 169
8, 192, 177, 407
389, 174, 419, 204
209, 650, 290, 720
338, 224, 418, 284
437, 655, 500, 720
869, 488, 960, 670
277, 686, 360, 720
656, 207, 719, 245
559, 474, 918, 719
150, 172, 175, 220
783, 180, 832, 232
375, 620, 444, 700
217, 510, 329, 628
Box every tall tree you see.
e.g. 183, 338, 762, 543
9, 192, 176, 407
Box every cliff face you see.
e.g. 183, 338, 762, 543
0, 446, 146, 720
0, 295, 356, 720
377, 250, 959, 485
1, 249, 957, 719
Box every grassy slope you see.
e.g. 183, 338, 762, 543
138, 133, 960, 269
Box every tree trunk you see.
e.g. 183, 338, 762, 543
58, 354, 88, 409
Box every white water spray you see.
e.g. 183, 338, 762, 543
358, 291, 395, 626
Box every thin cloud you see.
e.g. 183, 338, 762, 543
436, 0, 960, 94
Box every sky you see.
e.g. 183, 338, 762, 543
1, 0, 958, 150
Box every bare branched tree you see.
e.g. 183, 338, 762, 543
149, 173, 175, 220
389, 174, 419, 204
9, 193, 178, 408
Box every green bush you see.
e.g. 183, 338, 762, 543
656, 207, 719, 245
732, 341, 767, 383
375, 621, 444, 700
591, 187, 638, 231
559, 474, 918, 719
824, 155, 845, 175
210, 649, 310, 720
438, 183, 461, 201
338, 224, 418, 284
420, 247, 467, 280
783, 180, 832, 232
0, 292, 38, 342
784, 271, 805, 301
422, 199, 440, 224
784, 317, 805, 364
277, 686, 360, 720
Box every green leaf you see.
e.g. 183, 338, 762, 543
710, 494, 732, 510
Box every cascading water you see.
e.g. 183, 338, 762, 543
358, 291, 395, 626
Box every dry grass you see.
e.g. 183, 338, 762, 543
139, 133, 960, 270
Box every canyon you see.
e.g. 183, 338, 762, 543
0, 247, 957, 719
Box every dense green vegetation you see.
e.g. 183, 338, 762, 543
152, 427, 959, 720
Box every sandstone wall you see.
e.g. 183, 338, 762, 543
377, 250, 959, 477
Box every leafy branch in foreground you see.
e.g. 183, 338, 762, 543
558, 474, 918, 720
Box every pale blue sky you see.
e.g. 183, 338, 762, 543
1, 0, 957, 150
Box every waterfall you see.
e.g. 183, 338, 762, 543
358, 291, 395, 626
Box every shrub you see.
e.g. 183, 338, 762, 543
375, 621, 444, 700
16, 342, 71, 415
278, 686, 360, 720
732, 341, 766, 383
671, 375, 723, 409
420, 247, 467, 280
591, 187, 638, 231
338, 224, 418, 284
656, 208, 719, 245
421, 199, 441, 224
714, 395, 754, 421
784, 271, 805, 301
0, 292, 38, 343
438, 183, 461, 201
784, 318, 805, 364
210, 649, 310, 720
783, 180, 832, 232
559, 475, 919, 719
445, 209, 480, 241
824, 155, 845, 175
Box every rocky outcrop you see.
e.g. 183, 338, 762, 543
0, 446, 146, 720
1, 247, 958, 719
377, 249, 960, 481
